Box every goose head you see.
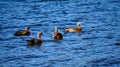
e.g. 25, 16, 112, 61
25, 26, 30, 31
54, 26, 58, 33
77, 22, 81, 28
37, 32, 42, 40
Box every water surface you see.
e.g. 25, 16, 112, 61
0, 0, 120, 67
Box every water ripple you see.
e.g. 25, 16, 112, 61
0, 0, 120, 66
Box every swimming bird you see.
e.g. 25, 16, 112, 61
14, 26, 30, 36
52, 26, 63, 40
64, 22, 82, 32
27, 32, 42, 46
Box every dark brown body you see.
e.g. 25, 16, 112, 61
14, 30, 30, 36
27, 32, 42, 46
27, 39, 42, 46
52, 32, 63, 40
52, 26, 63, 40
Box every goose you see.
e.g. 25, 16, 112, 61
52, 26, 63, 40
64, 22, 82, 32
27, 32, 42, 46
14, 26, 30, 36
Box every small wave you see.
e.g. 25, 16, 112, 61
0, 56, 21, 63
0, 0, 26, 2
0, 54, 47, 63
49, 58, 71, 62
107, 0, 120, 3
88, 57, 120, 66
82, 37, 99, 40
73, 47, 86, 50
104, 35, 113, 39
2, 45, 16, 49
23, 55, 41, 58
114, 41, 120, 46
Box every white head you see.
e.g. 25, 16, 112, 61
37, 32, 42, 39
77, 22, 82, 28
54, 26, 58, 33
25, 26, 30, 31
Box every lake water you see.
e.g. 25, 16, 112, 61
0, 0, 120, 67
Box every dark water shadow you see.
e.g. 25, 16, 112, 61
27, 43, 42, 47
114, 41, 120, 46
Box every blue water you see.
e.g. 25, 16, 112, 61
0, 0, 120, 67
